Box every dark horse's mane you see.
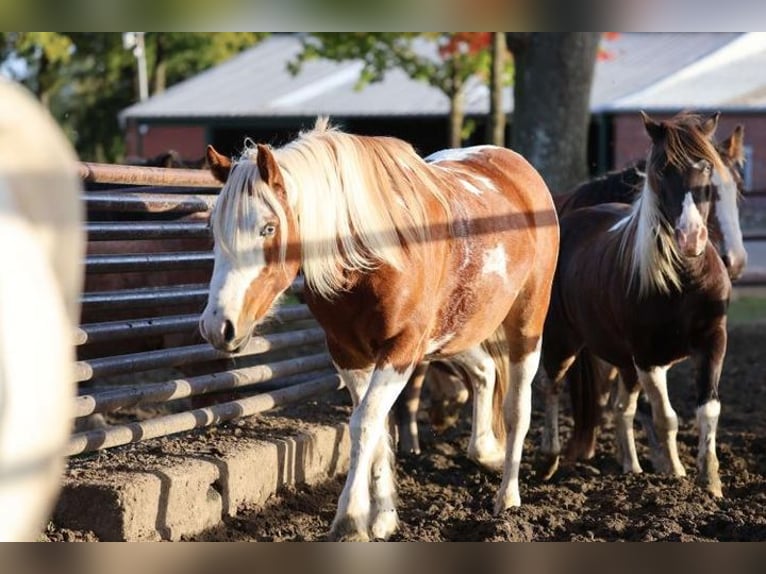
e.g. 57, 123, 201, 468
556, 161, 645, 214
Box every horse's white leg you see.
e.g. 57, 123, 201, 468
330, 364, 412, 541
494, 340, 541, 513
452, 346, 504, 471
369, 426, 398, 540
331, 364, 373, 540
613, 371, 643, 474
696, 399, 722, 496
637, 366, 686, 476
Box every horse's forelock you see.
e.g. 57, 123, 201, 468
649, 116, 729, 185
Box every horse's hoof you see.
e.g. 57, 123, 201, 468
468, 442, 505, 472
327, 516, 370, 542
535, 454, 560, 481
697, 466, 723, 498
370, 509, 399, 540
493, 491, 521, 515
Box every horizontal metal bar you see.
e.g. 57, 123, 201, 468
75, 305, 315, 346
735, 269, 766, 286
66, 373, 344, 455
86, 221, 211, 241
75, 352, 333, 417
81, 284, 209, 311
80, 278, 305, 312
85, 252, 214, 274
84, 192, 216, 215
743, 231, 766, 241
80, 161, 220, 188
74, 327, 326, 382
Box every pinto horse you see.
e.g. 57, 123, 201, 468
199, 118, 559, 540
541, 111, 732, 498
556, 121, 748, 468
0, 80, 84, 540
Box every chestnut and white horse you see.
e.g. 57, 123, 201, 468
0, 80, 83, 540
199, 119, 558, 540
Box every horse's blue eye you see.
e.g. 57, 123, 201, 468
261, 224, 276, 237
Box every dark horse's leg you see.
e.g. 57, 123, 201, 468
613, 367, 643, 473
693, 321, 727, 497
539, 344, 578, 481
636, 365, 686, 477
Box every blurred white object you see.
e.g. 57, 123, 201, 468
0, 78, 83, 541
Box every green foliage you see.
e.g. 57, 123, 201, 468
289, 33, 506, 97
288, 33, 511, 145
0, 32, 266, 162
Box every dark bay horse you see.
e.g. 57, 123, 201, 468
198, 119, 559, 540
542, 119, 747, 472
541, 112, 732, 498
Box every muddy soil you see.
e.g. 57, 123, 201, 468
48, 323, 766, 541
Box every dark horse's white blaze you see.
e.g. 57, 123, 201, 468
200, 120, 559, 540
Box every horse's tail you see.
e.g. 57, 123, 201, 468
481, 325, 510, 446
566, 348, 612, 460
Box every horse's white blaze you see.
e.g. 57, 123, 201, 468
202, 195, 272, 343
425, 332, 455, 355
426, 145, 496, 164
482, 244, 508, 280
677, 191, 705, 236
711, 169, 747, 267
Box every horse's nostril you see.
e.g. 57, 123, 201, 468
223, 319, 235, 343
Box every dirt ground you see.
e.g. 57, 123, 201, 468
47, 321, 766, 542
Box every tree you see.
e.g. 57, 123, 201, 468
289, 33, 505, 148
487, 32, 509, 146
0, 32, 73, 107
1, 33, 267, 162
506, 33, 601, 194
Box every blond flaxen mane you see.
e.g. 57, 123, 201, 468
213, 118, 454, 298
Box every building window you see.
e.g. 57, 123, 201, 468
744, 145, 754, 192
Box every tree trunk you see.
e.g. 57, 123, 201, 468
508, 33, 600, 194
447, 60, 465, 149
152, 34, 167, 94
487, 32, 507, 146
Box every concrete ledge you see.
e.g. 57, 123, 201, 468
54, 423, 350, 541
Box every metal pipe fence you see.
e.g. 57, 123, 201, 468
71, 163, 340, 456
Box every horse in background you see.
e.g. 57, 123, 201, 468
394, 116, 748, 468
559, 121, 748, 468
199, 119, 559, 540
0, 80, 84, 541
541, 111, 731, 498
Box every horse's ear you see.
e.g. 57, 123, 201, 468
641, 111, 665, 142
206, 145, 231, 183
700, 111, 721, 137
723, 125, 746, 166
256, 144, 285, 191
